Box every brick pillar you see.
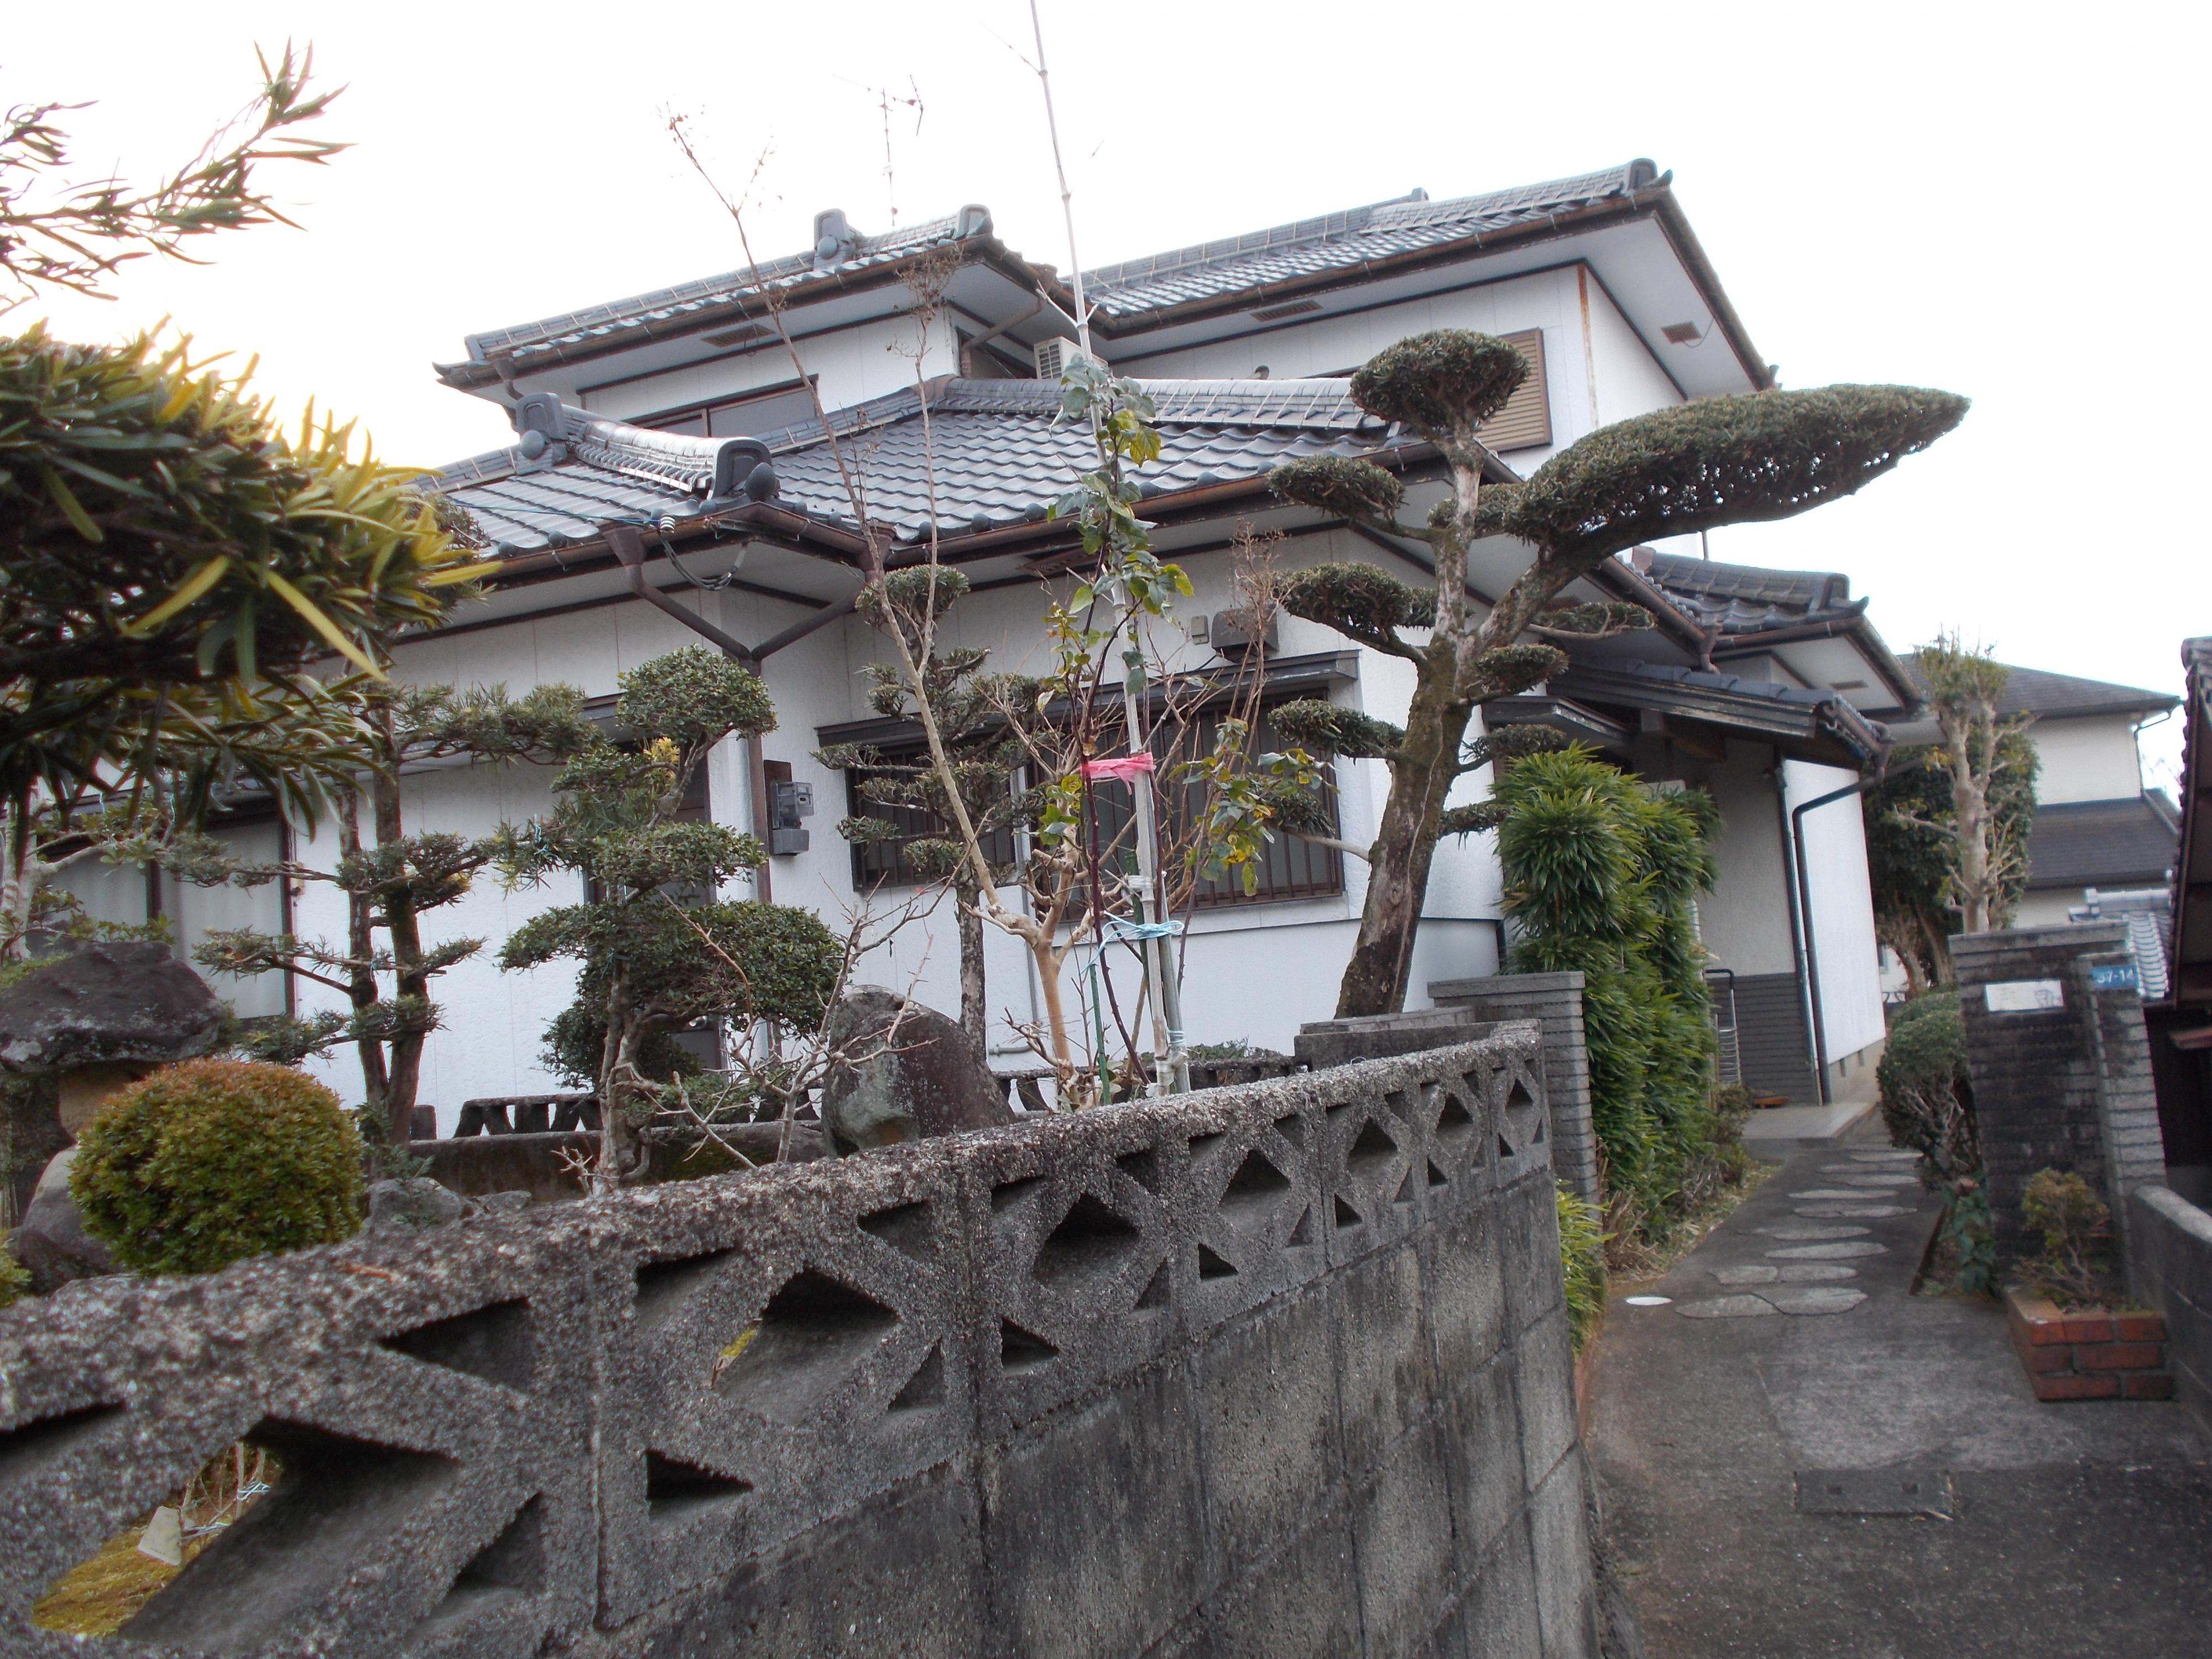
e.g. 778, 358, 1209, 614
1426, 972, 1600, 1203
1953, 923, 2168, 1275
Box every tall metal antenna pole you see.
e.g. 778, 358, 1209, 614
1028, 0, 1091, 354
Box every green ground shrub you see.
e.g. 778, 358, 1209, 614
1878, 990, 1975, 1182
1879, 988, 1992, 1291
0, 1246, 28, 1307
1557, 1182, 1607, 1353
71, 1060, 363, 1275
2021, 1167, 2116, 1306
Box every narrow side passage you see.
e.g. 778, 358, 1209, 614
1589, 1122, 2212, 1659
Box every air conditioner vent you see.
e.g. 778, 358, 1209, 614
1250, 298, 1322, 323
704, 322, 771, 348
1032, 337, 1098, 381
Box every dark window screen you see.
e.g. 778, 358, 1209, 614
841, 702, 1342, 908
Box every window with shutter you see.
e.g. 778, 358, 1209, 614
1476, 328, 1551, 453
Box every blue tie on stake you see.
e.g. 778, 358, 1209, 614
1079, 917, 1186, 1098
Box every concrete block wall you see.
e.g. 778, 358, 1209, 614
1954, 924, 2167, 1269
0, 1029, 1601, 1658
1427, 974, 1601, 1204
2129, 1185, 2212, 1421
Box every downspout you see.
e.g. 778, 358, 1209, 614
1787, 760, 1886, 1105
1773, 770, 1816, 1102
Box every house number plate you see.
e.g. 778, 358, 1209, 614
1984, 979, 2064, 1013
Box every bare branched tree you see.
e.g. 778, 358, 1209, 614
664, 123, 1314, 1107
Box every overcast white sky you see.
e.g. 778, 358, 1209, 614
11, 3, 2208, 780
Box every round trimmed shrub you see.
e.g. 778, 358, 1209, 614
1877, 990, 1974, 1181
71, 1060, 363, 1275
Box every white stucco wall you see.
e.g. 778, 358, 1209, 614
1693, 745, 1798, 979
279, 515, 1529, 1120
1783, 760, 1885, 1065
2028, 713, 2146, 805
578, 313, 961, 428
1116, 267, 1594, 467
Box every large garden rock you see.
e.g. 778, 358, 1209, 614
0, 941, 227, 1135
0, 941, 227, 1073
367, 1176, 468, 1231
818, 988, 1013, 1154
7, 1147, 118, 1292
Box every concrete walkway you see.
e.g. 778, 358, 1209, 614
1589, 1124, 2212, 1658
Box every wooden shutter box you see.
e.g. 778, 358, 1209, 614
1477, 328, 1551, 453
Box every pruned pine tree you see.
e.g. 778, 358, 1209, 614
495, 648, 845, 1191
816, 568, 1032, 1051
196, 681, 596, 1151
1264, 331, 1968, 1016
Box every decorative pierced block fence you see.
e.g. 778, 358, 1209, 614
0, 1026, 1599, 1658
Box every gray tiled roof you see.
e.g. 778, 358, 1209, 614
1900, 655, 2178, 721
2026, 794, 2179, 890
1638, 551, 1864, 635
439, 209, 989, 378
1553, 658, 1888, 761
1081, 163, 1658, 318
436, 379, 1405, 555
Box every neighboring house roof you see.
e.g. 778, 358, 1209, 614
2025, 794, 2180, 891
435, 378, 1414, 559
1899, 655, 2178, 722
1633, 549, 1919, 713
1084, 164, 1653, 319
1550, 659, 1889, 767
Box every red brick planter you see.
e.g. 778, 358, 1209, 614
2005, 1286, 2173, 1401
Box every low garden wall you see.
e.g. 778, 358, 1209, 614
2128, 1185, 2212, 1420
1295, 979, 1601, 1204
0, 1025, 1601, 1658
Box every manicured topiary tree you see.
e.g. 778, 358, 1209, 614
1265, 332, 1968, 1015
817, 567, 1035, 1050
70, 1059, 363, 1275
495, 646, 847, 1188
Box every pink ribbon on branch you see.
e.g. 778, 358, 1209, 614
1079, 754, 1156, 784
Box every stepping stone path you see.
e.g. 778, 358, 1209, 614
1711, 1263, 1859, 1286
1757, 1223, 1871, 1240
1672, 1144, 1904, 1318
1818, 1168, 1916, 1185
1677, 1295, 1778, 1319
1768, 1286, 1868, 1315
1676, 1279, 1871, 1317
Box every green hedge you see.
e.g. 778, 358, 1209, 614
1494, 747, 1719, 1208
